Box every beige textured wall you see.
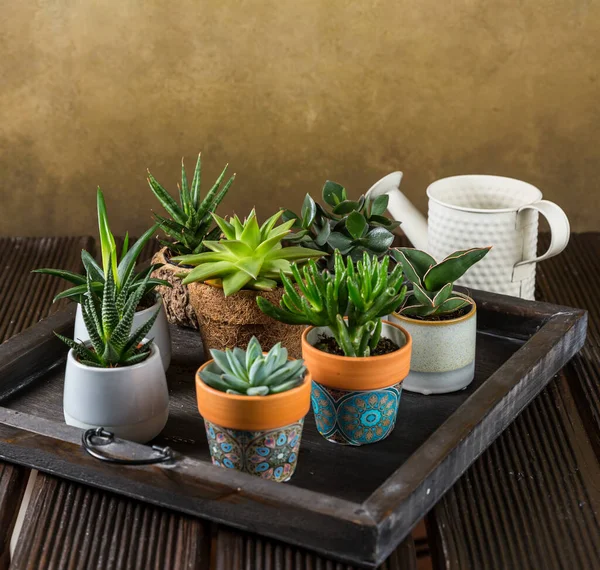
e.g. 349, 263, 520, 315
1, 0, 599, 237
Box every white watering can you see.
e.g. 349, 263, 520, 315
366, 172, 570, 300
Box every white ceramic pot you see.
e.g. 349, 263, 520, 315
74, 296, 171, 371
391, 297, 477, 395
63, 341, 169, 443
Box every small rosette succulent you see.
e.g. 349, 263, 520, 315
283, 181, 400, 266
148, 154, 236, 256
257, 250, 407, 357
200, 337, 306, 396
392, 247, 491, 317
172, 209, 324, 296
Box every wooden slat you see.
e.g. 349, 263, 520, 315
10, 474, 210, 570
428, 233, 600, 570
0, 237, 93, 570
213, 526, 417, 570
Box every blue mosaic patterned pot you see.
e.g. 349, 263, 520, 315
302, 321, 412, 446
311, 381, 402, 445
204, 419, 304, 481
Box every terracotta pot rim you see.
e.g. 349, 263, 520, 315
196, 359, 312, 430
393, 293, 476, 326
301, 319, 411, 363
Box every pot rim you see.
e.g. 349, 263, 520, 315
427, 174, 542, 214
393, 293, 476, 326
196, 359, 312, 430
196, 360, 310, 404
67, 338, 160, 373
301, 319, 411, 363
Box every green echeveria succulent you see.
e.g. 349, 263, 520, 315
172, 209, 324, 296
148, 153, 236, 256
257, 250, 407, 357
283, 180, 400, 267
200, 337, 306, 396
56, 264, 159, 368
34, 189, 168, 303
392, 247, 491, 317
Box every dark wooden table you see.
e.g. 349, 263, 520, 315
0, 233, 598, 570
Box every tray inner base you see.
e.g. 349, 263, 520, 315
1, 325, 522, 503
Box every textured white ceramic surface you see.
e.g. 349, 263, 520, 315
391, 300, 477, 394
366, 173, 570, 300
74, 296, 172, 371
63, 342, 169, 443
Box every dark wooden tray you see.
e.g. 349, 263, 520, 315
0, 289, 587, 568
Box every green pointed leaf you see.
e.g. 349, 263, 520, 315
191, 153, 202, 208
432, 283, 453, 307
332, 200, 362, 215
32, 268, 86, 285
81, 250, 104, 283
147, 172, 186, 224
97, 188, 117, 279
423, 247, 491, 291
345, 211, 367, 240
235, 257, 262, 279
437, 296, 470, 314
356, 227, 394, 253
370, 194, 389, 216
395, 248, 436, 281
247, 386, 270, 396
322, 181, 346, 207
222, 270, 253, 296
327, 232, 354, 254
117, 223, 159, 288
181, 261, 235, 284
301, 194, 317, 228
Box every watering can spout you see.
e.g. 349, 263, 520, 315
366, 172, 429, 251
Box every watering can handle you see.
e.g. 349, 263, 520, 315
366, 172, 429, 250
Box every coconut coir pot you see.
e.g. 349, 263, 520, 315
188, 281, 304, 358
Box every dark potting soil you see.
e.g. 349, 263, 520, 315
314, 334, 400, 356
405, 304, 472, 322
137, 292, 157, 311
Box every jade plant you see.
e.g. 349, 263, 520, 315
172, 209, 324, 296
56, 264, 159, 367
283, 181, 400, 266
34, 189, 168, 303
148, 154, 236, 256
392, 247, 491, 317
257, 250, 406, 357
200, 336, 306, 395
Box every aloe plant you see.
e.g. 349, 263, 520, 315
34, 189, 168, 303
172, 209, 324, 296
257, 250, 406, 357
200, 336, 306, 396
392, 247, 491, 317
56, 264, 159, 367
283, 181, 400, 267
148, 154, 236, 256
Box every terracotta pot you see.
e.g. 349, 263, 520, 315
391, 294, 477, 395
196, 361, 311, 482
188, 282, 304, 358
151, 247, 198, 329
301, 320, 412, 446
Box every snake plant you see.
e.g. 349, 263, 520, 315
34, 188, 168, 303
172, 209, 324, 296
148, 154, 236, 256
283, 181, 400, 267
257, 250, 406, 357
392, 247, 491, 317
200, 336, 306, 396
56, 264, 159, 367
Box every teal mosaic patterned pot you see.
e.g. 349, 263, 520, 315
311, 381, 402, 445
204, 419, 304, 481
302, 321, 412, 446
196, 361, 312, 482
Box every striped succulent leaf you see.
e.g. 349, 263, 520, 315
391, 247, 491, 317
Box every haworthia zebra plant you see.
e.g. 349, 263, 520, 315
148, 153, 236, 256
34, 188, 168, 303
257, 250, 407, 357
392, 247, 491, 317
56, 264, 160, 368
200, 337, 306, 396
